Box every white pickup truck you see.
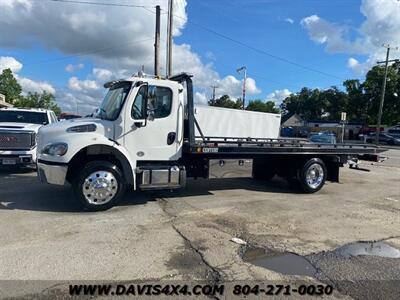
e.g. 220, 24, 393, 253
37, 73, 384, 211
0, 108, 58, 167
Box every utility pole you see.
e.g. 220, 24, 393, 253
154, 5, 161, 77
211, 85, 218, 102
237, 66, 247, 109
166, 0, 174, 78
375, 44, 398, 144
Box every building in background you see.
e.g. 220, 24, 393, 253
306, 120, 363, 140
0, 94, 12, 108
281, 113, 363, 140
281, 113, 308, 137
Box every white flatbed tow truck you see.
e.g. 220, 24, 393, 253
37, 73, 385, 211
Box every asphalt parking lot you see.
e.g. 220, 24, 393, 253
0, 149, 399, 299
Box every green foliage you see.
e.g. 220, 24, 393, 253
246, 100, 280, 114
0, 68, 22, 104
281, 63, 400, 126
0, 68, 61, 115
14, 92, 61, 116
209, 95, 280, 113
208, 95, 243, 109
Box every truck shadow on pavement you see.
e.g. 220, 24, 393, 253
119, 177, 298, 207
1, 171, 299, 213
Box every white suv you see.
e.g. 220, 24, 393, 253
0, 108, 58, 167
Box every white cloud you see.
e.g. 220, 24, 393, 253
216, 75, 261, 99
194, 92, 208, 105
266, 89, 292, 105
57, 91, 103, 116
68, 77, 99, 92
0, 56, 55, 95
285, 18, 294, 24
65, 63, 84, 73
347, 57, 364, 74
301, 15, 365, 54
301, 0, 400, 74
0, 56, 23, 73
17, 75, 55, 95
0, 0, 187, 69
0, 0, 263, 115
92, 68, 113, 82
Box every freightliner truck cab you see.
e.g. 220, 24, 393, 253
38, 75, 187, 210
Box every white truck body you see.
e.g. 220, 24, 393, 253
0, 108, 58, 166
194, 105, 281, 139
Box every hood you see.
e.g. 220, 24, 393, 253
0, 122, 43, 132
39, 117, 114, 138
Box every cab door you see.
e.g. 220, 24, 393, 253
122, 82, 182, 162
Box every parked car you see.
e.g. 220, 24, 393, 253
366, 132, 400, 145
387, 128, 400, 139
0, 108, 58, 167
309, 132, 337, 144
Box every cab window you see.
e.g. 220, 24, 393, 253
131, 86, 147, 119
148, 86, 172, 119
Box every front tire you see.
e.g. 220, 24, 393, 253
72, 160, 126, 211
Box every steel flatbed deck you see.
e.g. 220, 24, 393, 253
185, 136, 385, 156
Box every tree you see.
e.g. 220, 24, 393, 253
343, 79, 368, 122
281, 63, 400, 126
281, 88, 329, 120
14, 92, 61, 116
208, 95, 242, 109
362, 64, 400, 125
246, 100, 280, 114
0, 68, 22, 104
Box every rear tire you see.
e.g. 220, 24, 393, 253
72, 160, 126, 211
298, 158, 327, 193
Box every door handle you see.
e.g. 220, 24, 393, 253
167, 132, 176, 145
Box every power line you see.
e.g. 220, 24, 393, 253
44, 0, 343, 83
166, 9, 343, 81
47, 0, 152, 9
23, 37, 154, 66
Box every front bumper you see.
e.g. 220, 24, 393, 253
0, 149, 37, 166
0, 154, 34, 165
37, 160, 68, 185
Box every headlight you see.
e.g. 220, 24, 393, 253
41, 143, 68, 156
67, 124, 97, 133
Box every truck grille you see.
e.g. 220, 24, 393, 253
0, 131, 35, 150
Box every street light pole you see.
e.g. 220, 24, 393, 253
211, 85, 218, 102
237, 66, 247, 109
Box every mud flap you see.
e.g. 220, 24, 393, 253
326, 162, 340, 183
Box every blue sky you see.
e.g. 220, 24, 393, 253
179, 0, 364, 90
0, 0, 399, 114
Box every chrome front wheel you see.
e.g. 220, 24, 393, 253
82, 171, 118, 205
73, 160, 126, 211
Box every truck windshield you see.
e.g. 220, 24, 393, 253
97, 81, 132, 121
0, 111, 48, 125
